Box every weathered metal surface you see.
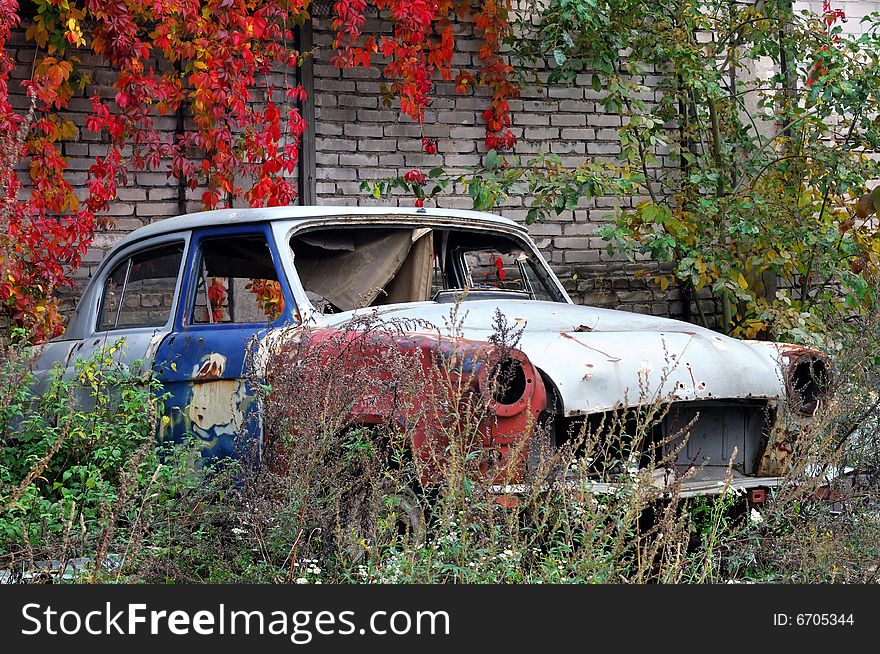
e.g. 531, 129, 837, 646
665, 400, 768, 471
756, 401, 793, 476
260, 326, 548, 484
105, 207, 534, 263
149, 222, 297, 461
492, 471, 784, 499
32, 206, 832, 493
154, 339, 262, 461
320, 300, 792, 417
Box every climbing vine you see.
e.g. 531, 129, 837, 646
1, 0, 519, 341
331, 0, 518, 153
1, 0, 312, 340
507, 0, 880, 340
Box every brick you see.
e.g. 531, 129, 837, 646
524, 127, 559, 140
398, 139, 426, 152
553, 237, 592, 250
316, 167, 358, 181
596, 128, 621, 141
316, 196, 358, 207
384, 123, 424, 137
315, 123, 343, 136
437, 112, 477, 125
356, 109, 400, 122
358, 139, 398, 152
438, 140, 475, 153
149, 188, 178, 201
558, 100, 594, 112
527, 223, 563, 236
116, 188, 147, 201
316, 137, 358, 152
63, 143, 89, 156
113, 218, 145, 232
618, 290, 654, 303
559, 127, 596, 140
441, 154, 482, 167
315, 79, 356, 93
449, 126, 485, 139
581, 292, 618, 306
136, 173, 176, 186
515, 113, 551, 126
547, 87, 585, 99
336, 181, 367, 194
564, 250, 600, 264
550, 142, 585, 154
316, 153, 340, 166
588, 113, 622, 127
344, 123, 384, 137
317, 108, 357, 122
136, 202, 179, 217
378, 153, 406, 166
551, 114, 587, 127
587, 143, 622, 155
520, 100, 558, 112
358, 167, 398, 179
337, 94, 378, 108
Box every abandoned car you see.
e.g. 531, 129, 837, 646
31, 206, 829, 498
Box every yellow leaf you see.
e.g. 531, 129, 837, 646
737, 273, 748, 289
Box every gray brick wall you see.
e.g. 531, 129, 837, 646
6, 28, 187, 314
6, 1, 875, 323
308, 15, 695, 320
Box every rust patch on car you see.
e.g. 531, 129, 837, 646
756, 401, 796, 476
195, 353, 226, 380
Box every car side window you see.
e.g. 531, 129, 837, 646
191, 234, 285, 324
98, 242, 185, 330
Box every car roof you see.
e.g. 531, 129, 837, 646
116, 206, 527, 250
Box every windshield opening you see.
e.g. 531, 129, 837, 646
290, 226, 563, 314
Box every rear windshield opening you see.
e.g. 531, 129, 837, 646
290, 226, 562, 314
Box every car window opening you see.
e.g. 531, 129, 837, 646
97, 242, 184, 330
191, 234, 285, 324
290, 226, 561, 314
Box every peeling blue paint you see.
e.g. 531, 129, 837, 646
151, 222, 299, 463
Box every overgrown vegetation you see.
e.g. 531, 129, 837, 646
2, 305, 879, 584
515, 0, 880, 340
2, 0, 878, 585
0, 0, 520, 341
368, 1, 880, 341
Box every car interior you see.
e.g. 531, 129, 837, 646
289, 226, 562, 314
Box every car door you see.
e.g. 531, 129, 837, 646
31, 234, 189, 398
152, 223, 297, 462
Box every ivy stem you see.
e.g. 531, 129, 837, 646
707, 96, 733, 332
799, 107, 862, 305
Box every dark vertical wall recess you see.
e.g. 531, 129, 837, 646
296, 19, 317, 206
175, 61, 187, 216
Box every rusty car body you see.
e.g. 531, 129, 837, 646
31, 206, 829, 497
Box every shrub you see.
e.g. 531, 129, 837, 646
3, 304, 880, 584
0, 339, 186, 579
